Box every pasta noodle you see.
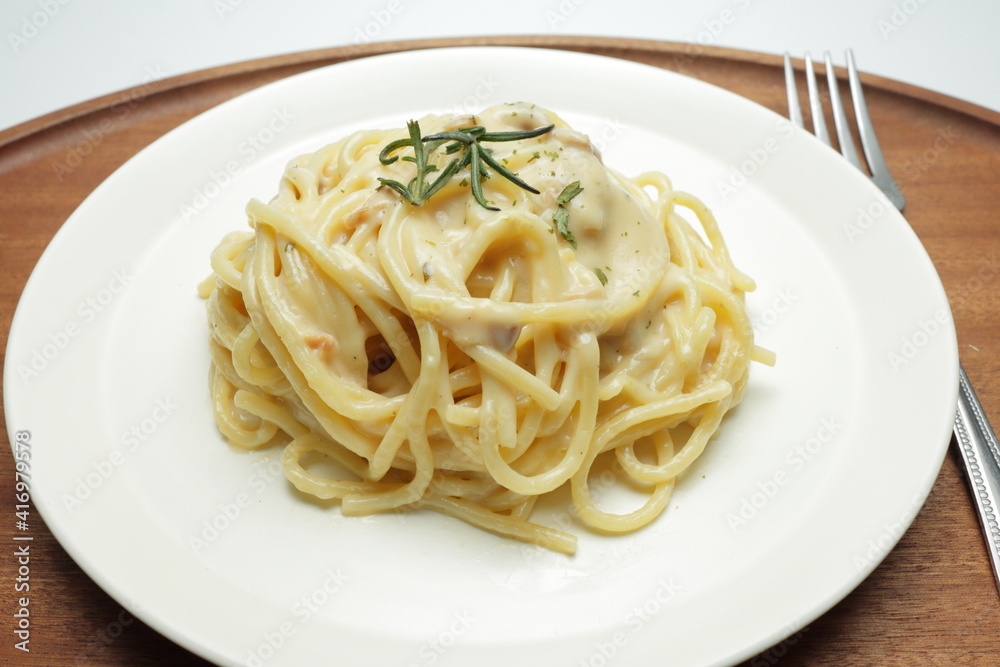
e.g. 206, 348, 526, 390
200, 102, 773, 554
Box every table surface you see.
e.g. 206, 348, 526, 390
2, 0, 999, 134
1, 36, 1000, 666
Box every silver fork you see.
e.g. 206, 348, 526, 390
784, 50, 1000, 595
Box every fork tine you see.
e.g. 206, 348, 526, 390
783, 53, 804, 128
846, 49, 906, 210
804, 53, 831, 145
823, 51, 864, 171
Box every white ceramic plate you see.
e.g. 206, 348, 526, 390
4, 47, 958, 666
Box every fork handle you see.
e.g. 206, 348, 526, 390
954, 363, 1000, 593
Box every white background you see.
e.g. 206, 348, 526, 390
1, 0, 998, 133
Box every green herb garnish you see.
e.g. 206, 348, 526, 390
553, 207, 576, 249
556, 181, 583, 205
375, 121, 454, 206
377, 121, 554, 210
552, 181, 583, 249
594, 267, 608, 286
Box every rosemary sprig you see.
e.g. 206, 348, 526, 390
377, 121, 554, 210
376, 120, 458, 206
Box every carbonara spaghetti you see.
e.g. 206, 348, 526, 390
200, 102, 772, 554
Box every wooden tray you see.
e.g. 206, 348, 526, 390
2, 36, 999, 666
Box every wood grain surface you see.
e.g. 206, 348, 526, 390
2, 36, 999, 666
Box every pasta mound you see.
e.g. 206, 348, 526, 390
201, 102, 767, 554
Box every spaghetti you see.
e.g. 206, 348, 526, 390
199, 102, 772, 554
